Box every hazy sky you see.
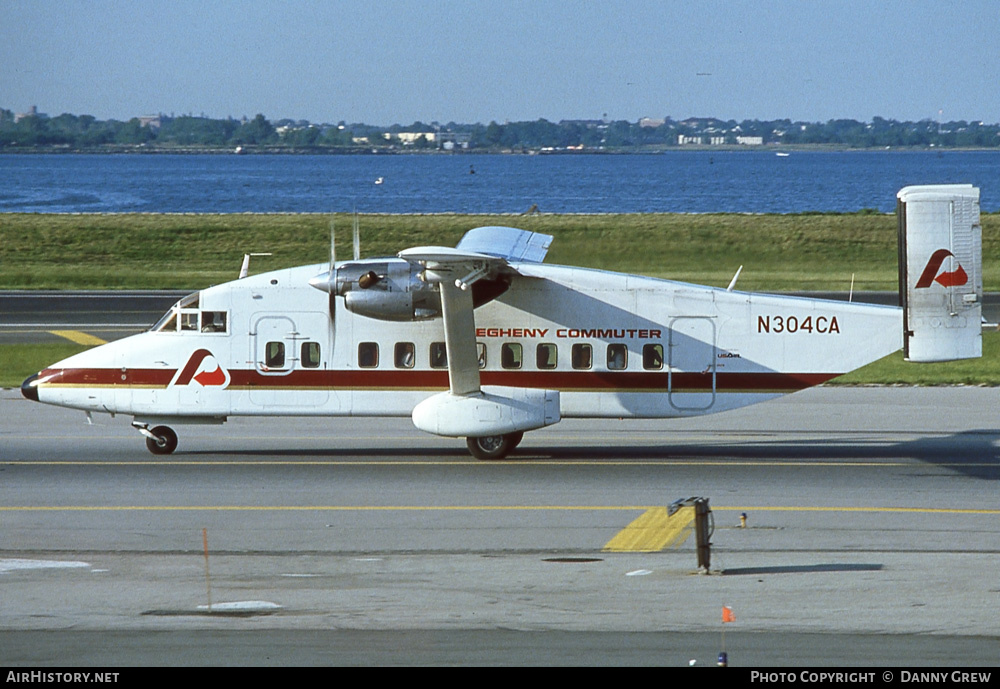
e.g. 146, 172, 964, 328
3, 0, 998, 125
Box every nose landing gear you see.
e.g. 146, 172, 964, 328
134, 423, 178, 455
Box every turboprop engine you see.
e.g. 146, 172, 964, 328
309, 257, 512, 322
309, 258, 441, 321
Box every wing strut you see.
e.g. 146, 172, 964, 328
399, 235, 560, 446
438, 278, 481, 396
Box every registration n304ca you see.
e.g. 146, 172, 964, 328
21, 185, 984, 459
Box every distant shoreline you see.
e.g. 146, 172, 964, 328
2, 144, 997, 155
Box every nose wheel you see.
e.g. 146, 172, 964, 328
135, 424, 178, 455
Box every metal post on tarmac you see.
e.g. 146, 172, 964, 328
668, 497, 713, 572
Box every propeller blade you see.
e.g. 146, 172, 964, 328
329, 216, 337, 272
352, 211, 360, 261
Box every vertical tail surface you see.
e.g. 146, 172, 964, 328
898, 184, 982, 362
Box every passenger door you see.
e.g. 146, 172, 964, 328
668, 316, 716, 411
250, 313, 332, 408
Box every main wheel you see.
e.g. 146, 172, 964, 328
145, 425, 178, 455
466, 433, 516, 460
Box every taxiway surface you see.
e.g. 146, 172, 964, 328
2, 386, 998, 666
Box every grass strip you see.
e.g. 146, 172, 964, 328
2, 212, 999, 290
2, 343, 91, 389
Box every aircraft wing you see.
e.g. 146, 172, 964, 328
397, 226, 552, 396
399, 227, 561, 440
455, 226, 552, 263
397, 246, 498, 395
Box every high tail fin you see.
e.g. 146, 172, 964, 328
898, 184, 982, 362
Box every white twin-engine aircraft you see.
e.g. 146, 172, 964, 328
22, 185, 983, 459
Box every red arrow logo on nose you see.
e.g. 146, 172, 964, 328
915, 249, 968, 288
194, 366, 226, 386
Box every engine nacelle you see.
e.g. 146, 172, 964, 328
311, 258, 442, 322
344, 287, 441, 321
309, 257, 512, 322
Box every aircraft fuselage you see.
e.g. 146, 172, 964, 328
27, 262, 903, 425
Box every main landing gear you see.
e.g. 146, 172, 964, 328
465, 431, 523, 460
130, 424, 525, 459
134, 423, 178, 455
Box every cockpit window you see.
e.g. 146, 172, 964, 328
151, 293, 226, 334
153, 293, 198, 332
152, 311, 178, 332
201, 311, 227, 333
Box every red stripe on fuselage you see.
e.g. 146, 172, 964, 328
37, 367, 836, 392
36, 367, 176, 387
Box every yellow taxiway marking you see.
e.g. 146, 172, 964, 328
2, 505, 998, 515
48, 330, 107, 346
603, 506, 695, 552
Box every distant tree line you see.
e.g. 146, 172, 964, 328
2, 108, 998, 151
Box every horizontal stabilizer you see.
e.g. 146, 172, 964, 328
898, 184, 982, 362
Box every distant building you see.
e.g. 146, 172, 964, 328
137, 116, 162, 131
639, 117, 665, 128
395, 132, 436, 144
14, 105, 41, 123
437, 131, 471, 149
736, 136, 763, 145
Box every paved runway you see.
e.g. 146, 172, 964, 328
4, 290, 1000, 345
0, 290, 184, 344
2, 386, 998, 666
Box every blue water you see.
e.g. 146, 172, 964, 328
1, 151, 998, 214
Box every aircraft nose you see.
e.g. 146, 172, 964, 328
21, 373, 39, 402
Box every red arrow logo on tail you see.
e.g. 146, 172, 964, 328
915, 249, 968, 289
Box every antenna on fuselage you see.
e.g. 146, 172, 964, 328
726, 265, 743, 292
238, 253, 273, 279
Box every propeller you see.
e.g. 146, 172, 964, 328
352, 210, 360, 261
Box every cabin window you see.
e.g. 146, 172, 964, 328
201, 311, 227, 333
180, 312, 199, 332
643, 344, 664, 370
501, 343, 523, 369
429, 342, 447, 369
536, 343, 558, 369
572, 343, 592, 370
607, 343, 628, 370
358, 342, 379, 368
302, 342, 321, 368
477, 342, 487, 369
265, 341, 286, 369
395, 342, 415, 369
